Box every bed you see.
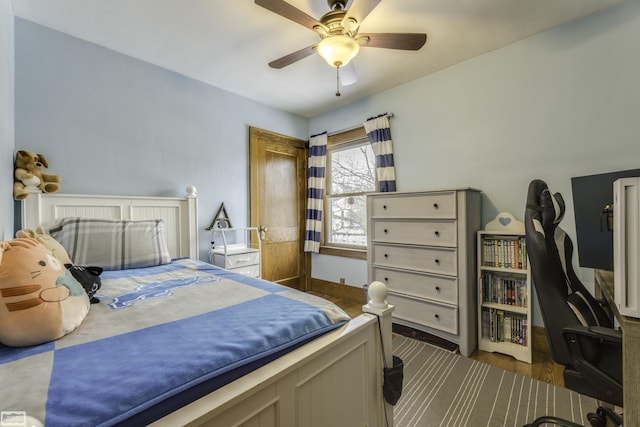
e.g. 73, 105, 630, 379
2, 187, 395, 427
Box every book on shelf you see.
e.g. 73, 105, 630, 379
482, 309, 491, 340
481, 307, 528, 346
481, 272, 527, 307
481, 236, 527, 269
504, 315, 512, 342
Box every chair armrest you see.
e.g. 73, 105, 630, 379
561, 324, 623, 405
562, 325, 622, 345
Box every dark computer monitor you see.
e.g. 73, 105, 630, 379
571, 168, 640, 271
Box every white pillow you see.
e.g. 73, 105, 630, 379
50, 218, 171, 270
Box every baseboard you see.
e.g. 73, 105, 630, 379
310, 278, 366, 303
533, 326, 551, 354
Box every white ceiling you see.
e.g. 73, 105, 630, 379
13, 0, 625, 118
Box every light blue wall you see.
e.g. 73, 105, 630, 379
14, 18, 308, 259
309, 1, 640, 325
0, 0, 14, 240
13, 1, 640, 327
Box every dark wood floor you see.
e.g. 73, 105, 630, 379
310, 291, 565, 389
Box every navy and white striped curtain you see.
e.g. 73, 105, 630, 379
303, 132, 328, 253
364, 114, 396, 192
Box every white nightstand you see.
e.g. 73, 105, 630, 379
210, 227, 261, 278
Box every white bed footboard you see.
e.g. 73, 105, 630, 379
153, 307, 394, 427
20, 187, 198, 259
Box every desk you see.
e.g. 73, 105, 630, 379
595, 270, 640, 426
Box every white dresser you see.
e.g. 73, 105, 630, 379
367, 189, 482, 356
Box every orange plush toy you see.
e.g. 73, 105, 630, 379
0, 238, 90, 347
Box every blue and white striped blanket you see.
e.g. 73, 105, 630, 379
0, 258, 350, 426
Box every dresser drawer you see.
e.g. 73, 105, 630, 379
372, 244, 457, 276
227, 264, 260, 278
371, 267, 458, 305
371, 192, 456, 219
388, 293, 458, 335
371, 220, 457, 247
213, 250, 260, 269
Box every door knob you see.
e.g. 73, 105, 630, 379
259, 225, 268, 240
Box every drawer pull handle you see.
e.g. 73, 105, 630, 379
383, 205, 387, 210
435, 259, 440, 264
384, 254, 389, 258
384, 228, 388, 233
434, 314, 440, 319
435, 286, 440, 292
384, 277, 389, 282
235, 258, 252, 263
433, 203, 439, 209
434, 231, 440, 236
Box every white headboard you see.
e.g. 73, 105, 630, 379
21, 187, 199, 259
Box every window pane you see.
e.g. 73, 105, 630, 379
329, 144, 375, 195
327, 195, 368, 246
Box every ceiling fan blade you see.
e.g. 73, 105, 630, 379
268, 44, 317, 69
341, 0, 382, 27
255, 0, 323, 31
340, 62, 358, 86
358, 33, 427, 50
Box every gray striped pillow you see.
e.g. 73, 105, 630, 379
50, 218, 171, 270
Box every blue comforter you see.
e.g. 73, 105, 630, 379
0, 259, 350, 426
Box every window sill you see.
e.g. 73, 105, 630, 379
319, 246, 367, 260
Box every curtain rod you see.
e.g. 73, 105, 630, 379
327, 112, 394, 136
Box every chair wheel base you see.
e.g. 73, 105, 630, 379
524, 406, 622, 427
524, 415, 583, 427
587, 406, 623, 427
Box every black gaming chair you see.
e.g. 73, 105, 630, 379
524, 179, 623, 427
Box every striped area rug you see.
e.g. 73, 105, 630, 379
392, 335, 600, 427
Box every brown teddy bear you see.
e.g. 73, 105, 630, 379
13, 150, 61, 200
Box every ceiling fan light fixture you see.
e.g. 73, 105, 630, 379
317, 35, 360, 67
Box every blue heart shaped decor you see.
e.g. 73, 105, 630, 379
499, 217, 512, 226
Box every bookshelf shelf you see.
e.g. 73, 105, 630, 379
479, 266, 527, 275
481, 302, 528, 315
477, 215, 532, 364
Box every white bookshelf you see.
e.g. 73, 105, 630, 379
477, 213, 532, 363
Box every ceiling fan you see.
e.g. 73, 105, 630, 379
255, 0, 427, 75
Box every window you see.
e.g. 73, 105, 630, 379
321, 127, 376, 257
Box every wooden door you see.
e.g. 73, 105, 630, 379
249, 127, 308, 290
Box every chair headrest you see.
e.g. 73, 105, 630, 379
526, 179, 566, 233
543, 188, 565, 227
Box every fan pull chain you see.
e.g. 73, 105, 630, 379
335, 64, 341, 97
